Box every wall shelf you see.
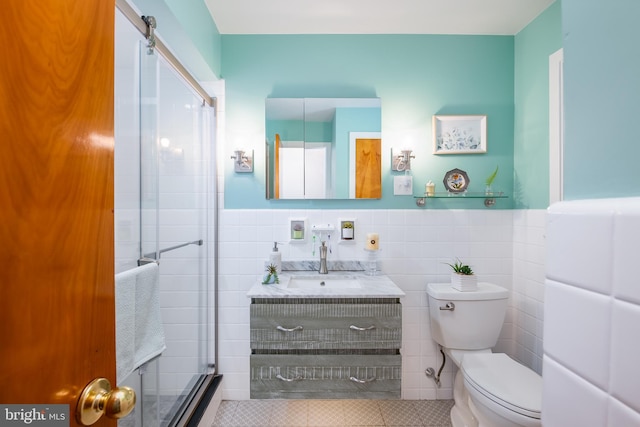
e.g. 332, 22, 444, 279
414, 191, 508, 208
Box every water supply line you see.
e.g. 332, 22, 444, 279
425, 346, 446, 387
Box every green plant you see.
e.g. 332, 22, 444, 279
446, 259, 474, 275
485, 165, 499, 187
262, 263, 280, 284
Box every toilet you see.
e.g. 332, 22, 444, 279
427, 282, 542, 427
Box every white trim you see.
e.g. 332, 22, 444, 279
549, 48, 564, 205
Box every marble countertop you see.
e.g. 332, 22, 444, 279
246, 271, 405, 298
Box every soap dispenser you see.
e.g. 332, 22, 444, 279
269, 242, 282, 273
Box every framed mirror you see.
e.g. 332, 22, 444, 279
265, 98, 382, 200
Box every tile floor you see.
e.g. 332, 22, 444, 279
211, 399, 454, 426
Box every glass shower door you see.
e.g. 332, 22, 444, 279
115, 7, 213, 423
139, 42, 212, 426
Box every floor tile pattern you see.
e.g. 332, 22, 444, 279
211, 399, 453, 427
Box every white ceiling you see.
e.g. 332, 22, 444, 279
204, 0, 555, 35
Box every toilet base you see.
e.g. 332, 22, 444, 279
450, 369, 478, 427
451, 405, 478, 427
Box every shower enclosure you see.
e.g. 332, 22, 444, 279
115, 5, 217, 426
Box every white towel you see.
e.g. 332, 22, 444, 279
115, 267, 136, 383
115, 263, 166, 383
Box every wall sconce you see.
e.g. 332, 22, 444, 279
391, 149, 415, 171
231, 149, 253, 173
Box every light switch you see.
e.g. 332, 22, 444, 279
393, 175, 413, 195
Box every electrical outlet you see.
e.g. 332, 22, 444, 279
393, 176, 413, 195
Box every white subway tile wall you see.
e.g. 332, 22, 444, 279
543, 198, 640, 425
216, 207, 551, 400
512, 209, 546, 374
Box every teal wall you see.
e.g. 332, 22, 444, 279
123, 0, 640, 207
561, 0, 640, 200
514, 2, 562, 208
130, 0, 221, 81
222, 35, 515, 209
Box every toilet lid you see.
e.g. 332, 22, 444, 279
462, 353, 542, 419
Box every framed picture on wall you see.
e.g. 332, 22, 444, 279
433, 115, 487, 154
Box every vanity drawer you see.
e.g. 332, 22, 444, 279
250, 302, 402, 350
250, 353, 401, 399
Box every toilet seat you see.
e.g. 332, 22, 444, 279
445, 348, 491, 367
461, 353, 542, 420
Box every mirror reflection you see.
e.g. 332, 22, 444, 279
265, 98, 381, 199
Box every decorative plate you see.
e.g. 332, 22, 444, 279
443, 168, 470, 193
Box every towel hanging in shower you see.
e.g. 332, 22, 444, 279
115, 262, 166, 383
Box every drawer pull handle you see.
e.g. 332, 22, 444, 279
276, 325, 303, 332
276, 374, 303, 382
349, 376, 376, 384
350, 325, 376, 331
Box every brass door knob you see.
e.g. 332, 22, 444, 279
76, 378, 136, 425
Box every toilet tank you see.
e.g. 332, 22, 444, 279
427, 282, 508, 350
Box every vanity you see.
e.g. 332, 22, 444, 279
247, 270, 404, 399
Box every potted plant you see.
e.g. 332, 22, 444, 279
446, 259, 477, 291
485, 165, 499, 196
262, 263, 280, 285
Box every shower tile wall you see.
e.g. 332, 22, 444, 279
217, 208, 526, 400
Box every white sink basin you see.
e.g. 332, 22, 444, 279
247, 272, 405, 298
286, 277, 362, 289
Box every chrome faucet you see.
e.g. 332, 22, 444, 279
319, 241, 328, 274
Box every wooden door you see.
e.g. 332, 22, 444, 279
355, 138, 382, 198
0, 1, 117, 426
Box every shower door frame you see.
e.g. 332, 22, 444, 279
115, 1, 218, 425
